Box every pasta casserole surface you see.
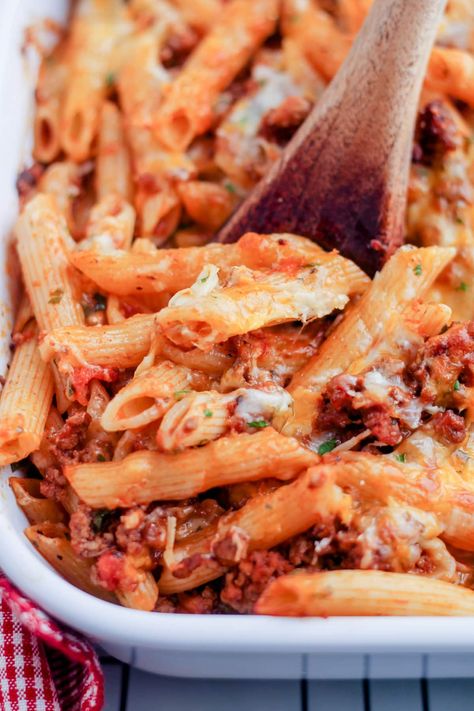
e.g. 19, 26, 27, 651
3, 0, 474, 616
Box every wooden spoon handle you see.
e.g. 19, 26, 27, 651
218, 0, 447, 275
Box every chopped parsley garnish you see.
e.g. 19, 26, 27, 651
413, 264, 422, 276
174, 389, 191, 399
318, 439, 337, 456
455, 216, 465, 225
204, 409, 213, 418
248, 420, 269, 429
224, 181, 237, 194
97, 454, 106, 462
457, 282, 469, 292
395, 453, 406, 463
200, 276, 209, 283
66, 383, 75, 398
304, 262, 320, 268
105, 71, 116, 87
48, 288, 63, 304
454, 380, 461, 391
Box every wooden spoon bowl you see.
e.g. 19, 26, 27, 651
218, 0, 447, 275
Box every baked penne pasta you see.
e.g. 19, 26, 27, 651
255, 570, 474, 616
169, 0, 221, 33
176, 181, 236, 231
153, 0, 279, 150
10, 477, 64, 525
25, 523, 116, 603
39, 314, 154, 369
279, 245, 455, 439
60, 0, 125, 161
37, 161, 82, 235
33, 42, 68, 163
156, 386, 292, 451
117, 22, 193, 242
0, 324, 54, 466
159, 466, 350, 593
426, 47, 474, 107
64, 428, 316, 508
8, 0, 474, 615
101, 360, 204, 431
116, 575, 159, 611
326, 450, 474, 551
156, 255, 368, 350
96, 101, 134, 203
16, 194, 84, 332
281, 1, 352, 81
338, 0, 374, 33
80, 194, 136, 251
70, 232, 366, 296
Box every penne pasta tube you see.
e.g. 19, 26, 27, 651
177, 181, 235, 231
33, 43, 68, 163
426, 47, 474, 108
337, 0, 374, 33
255, 570, 474, 616
153, 0, 279, 151
136, 185, 182, 243
116, 570, 159, 612
96, 101, 133, 202
70, 232, 363, 296
64, 428, 316, 508
81, 194, 136, 251
101, 360, 198, 431
69, 242, 241, 295
326, 451, 474, 551
16, 194, 85, 333
157, 257, 369, 350
13, 295, 34, 335
157, 390, 231, 450
156, 336, 234, 377
39, 314, 155, 369
117, 24, 194, 242
281, 1, 351, 81
60, 0, 125, 161
38, 161, 82, 235
10, 478, 65, 525
279, 245, 456, 438
169, 0, 221, 32
159, 466, 350, 593
25, 523, 115, 603
156, 386, 292, 451
0, 325, 54, 466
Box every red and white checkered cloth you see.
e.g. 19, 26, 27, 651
0, 574, 104, 711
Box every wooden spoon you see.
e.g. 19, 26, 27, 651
217, 0, 447, 275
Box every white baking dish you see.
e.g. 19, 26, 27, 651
3, 0, 474, 681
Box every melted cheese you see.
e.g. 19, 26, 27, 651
235, 386, 293, 423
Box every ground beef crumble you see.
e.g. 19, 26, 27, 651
410, 320, 474, 405
413, 100, 459, 166
432, 409, 466, 444
220, 551, 293, 613
259, 96, 313, 146
46, 409, 91, 466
